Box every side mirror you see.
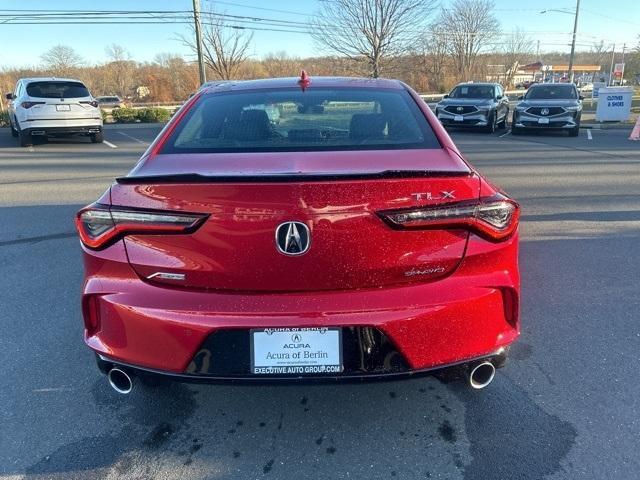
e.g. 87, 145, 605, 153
518, 95, 524, 100
5, 93, 15, 100
579, 95, 584, 101
443, 94, 449, 99
496, 95, 503, 100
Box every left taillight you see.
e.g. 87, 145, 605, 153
378, 195, 520, 241
80, 100, 99, 108
75, 204, 208, 249
21, 101, 45, 109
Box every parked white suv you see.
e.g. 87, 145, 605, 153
6, 78, 103, 147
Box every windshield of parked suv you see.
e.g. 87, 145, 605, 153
525, 85, 577, 100
26, 81, 90, 99
448, 85, 495, 99
161, 88, 440, 153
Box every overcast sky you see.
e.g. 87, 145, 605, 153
0, 0, 638, 68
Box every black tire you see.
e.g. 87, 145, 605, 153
18, 130, 32, 147
90, 131, 104, 143
10, 120, 18, 138
485, 112, 497, 134
568, 125, 580, 137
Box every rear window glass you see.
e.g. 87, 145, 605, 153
449, 85, 495, 99
525, 85, 577, 100
26, 81, 90, 99
161, 88, 440, 153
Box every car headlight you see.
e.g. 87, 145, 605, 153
515, 106, 527, 112
564, 105, 581, 111
476, 105, 491, 111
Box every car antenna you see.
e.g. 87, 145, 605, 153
298, 70, 311, 91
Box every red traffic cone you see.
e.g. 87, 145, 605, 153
630, 116, 640, 141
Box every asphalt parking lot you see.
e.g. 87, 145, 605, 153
1, 124, 639, 480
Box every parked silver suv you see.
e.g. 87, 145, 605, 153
435, 83, 509, 133
512, 83, 582, 137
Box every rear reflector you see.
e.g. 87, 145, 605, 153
379, 196, 519, 241
76, 204, 208, 249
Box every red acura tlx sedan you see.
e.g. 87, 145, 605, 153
76, 74, 520, 394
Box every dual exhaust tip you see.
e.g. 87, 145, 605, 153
106, 360, 497, 394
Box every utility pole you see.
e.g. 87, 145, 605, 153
192, 0, 207, 85
567, 0, 581, 83
608, 44, 616, 86
620, 43, 626, 86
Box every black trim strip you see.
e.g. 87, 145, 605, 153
116, 170, 472, 184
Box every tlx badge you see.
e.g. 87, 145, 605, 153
411, 191, 456, 202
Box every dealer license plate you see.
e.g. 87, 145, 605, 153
251, 327, 342, 375
454, 115, 464, 122
56, 104, 71, 111
538, 117, 550, 124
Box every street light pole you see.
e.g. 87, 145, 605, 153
567, 0, 581, 83
192, 0, 207, 86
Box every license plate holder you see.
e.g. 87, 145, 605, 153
538, 117, 550, 124
250, 327, 343, 375
454, 115, 464, 122
56, 104, 71, 111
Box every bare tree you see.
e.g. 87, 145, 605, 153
178, 9, 253, 80
501, 28, 533, 87
310, 0, 436, 78
418, 24, 450, 92
437, 0, 500, 81
40, 45, 83, 76
105, 44, 136, 98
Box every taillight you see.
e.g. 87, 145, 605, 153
21, 101, 45, 109
81, 100, 99, 108
378, 196, 519, 241
75, 204, 208, 249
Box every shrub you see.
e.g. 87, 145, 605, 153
111, 107, 138, 123
137, 107, 171, 123
0, 110, 9, 128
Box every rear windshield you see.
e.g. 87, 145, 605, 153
161, 88, 440, 153
525, 85, 577, 100
449, 85, 495, 99
26, 81, 90, 99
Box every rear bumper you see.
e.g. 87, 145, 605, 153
81, 231, 520, 380
19, 117, 103, 135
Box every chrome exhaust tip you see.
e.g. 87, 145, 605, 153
107, 368, 134, 394
469, 361, 496, 390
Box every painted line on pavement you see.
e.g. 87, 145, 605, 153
117, 131, 148, 145
499, 130, 511, 138
586, 129, 593, 140
103, 140, 118, 149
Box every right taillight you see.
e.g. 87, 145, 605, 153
76, 204, 208, 249
378, 195, 520, 241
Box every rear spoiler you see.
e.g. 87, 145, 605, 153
116, 170, 473, 184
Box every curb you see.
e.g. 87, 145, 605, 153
581, 123, 634, 130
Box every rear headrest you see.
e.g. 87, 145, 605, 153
350, 113, 387, 139
222, 109, 272, 141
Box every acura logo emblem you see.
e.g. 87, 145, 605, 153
541, 108, 550, 116
456, 106, 464, 112
275, 221, 310, 256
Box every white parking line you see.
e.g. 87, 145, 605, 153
499, 130, 511, 138
586, 129, 593, 140
117, 131, 148, 145
103, 140, 118, 149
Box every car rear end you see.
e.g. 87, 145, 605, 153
16, 79, 103, 142
76, 77, 520, 388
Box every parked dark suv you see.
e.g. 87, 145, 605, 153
435, 83, 509, 133
512, 83, 582, 136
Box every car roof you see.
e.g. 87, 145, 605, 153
200, 76, 405, 93
20, 77, 86, 84
453, 82, 497, 87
